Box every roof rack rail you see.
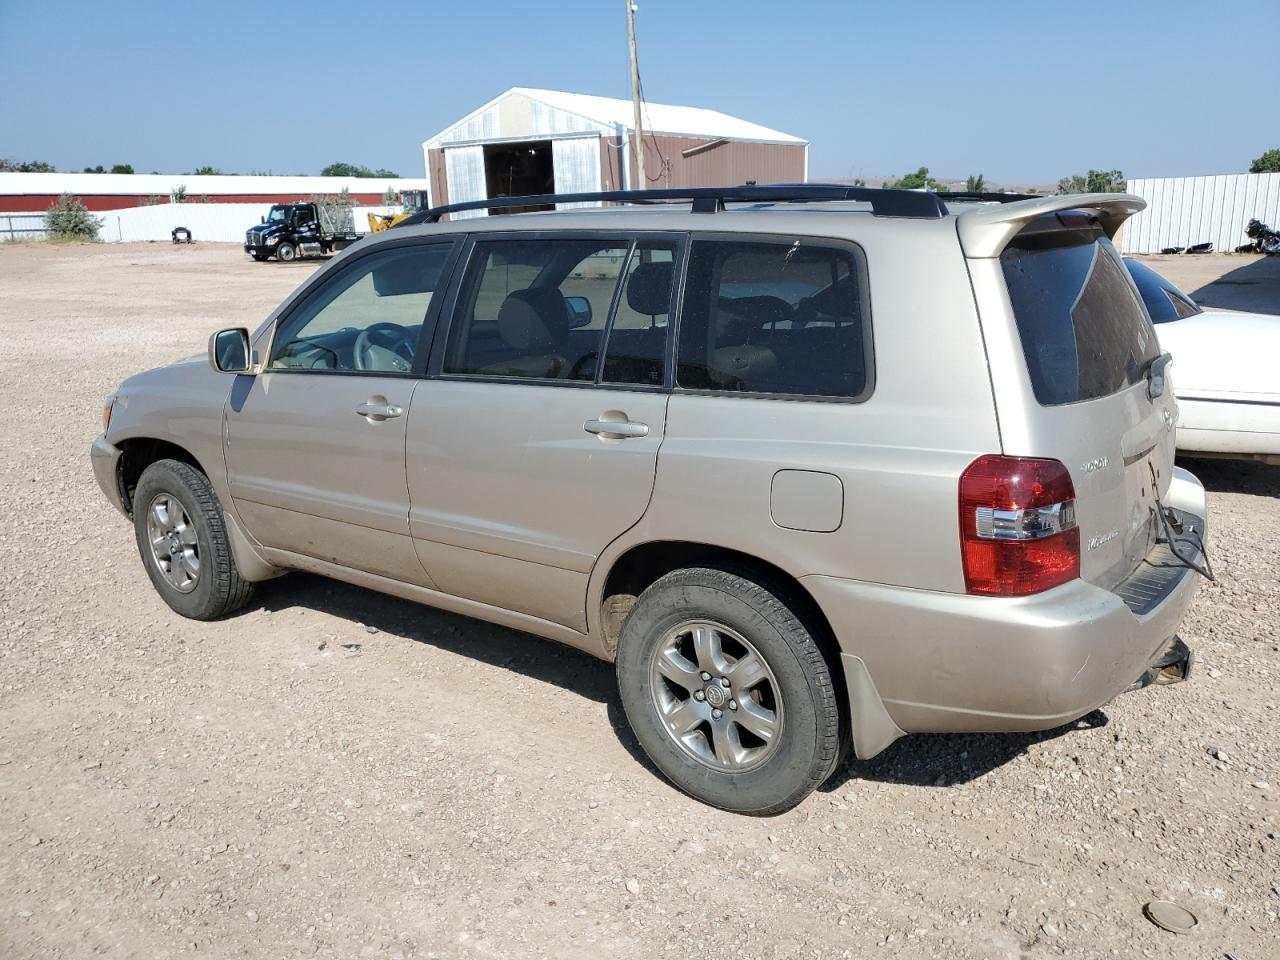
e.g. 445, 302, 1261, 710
934, 191, 1042, 203
399, 184, 948, 226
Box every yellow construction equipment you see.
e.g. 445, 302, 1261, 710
367, 190, 428, 233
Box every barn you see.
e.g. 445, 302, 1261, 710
422, 87, 808, 216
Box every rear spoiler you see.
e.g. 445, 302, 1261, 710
956, 193, 1145, 258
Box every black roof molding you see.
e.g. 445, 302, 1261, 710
399, 184, 949, 226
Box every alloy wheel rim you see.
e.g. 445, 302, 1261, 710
649, 619, 783, 772
145, 493, 200, 593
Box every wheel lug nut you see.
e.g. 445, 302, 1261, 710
700, 672, 711, 681
693, 690, 705, 701
719, 677, 731, 688
729, 699, 738, 710
712, 709, 723, 719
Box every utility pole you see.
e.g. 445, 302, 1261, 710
627, 0, 646, 189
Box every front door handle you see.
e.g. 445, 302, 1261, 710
584, 417, 648, 440
356, 401, 404, 421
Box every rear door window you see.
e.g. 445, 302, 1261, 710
676, 237, 872, 399
1001, 234, 1160, 405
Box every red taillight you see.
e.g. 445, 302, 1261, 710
959, 455, 1080, 596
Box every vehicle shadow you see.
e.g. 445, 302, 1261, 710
1177, 455, 1280, 495
249, 572, 659, 773
1188, 254, 1280, 312
250, 574, 1120, 794
820, 710, 1110, 792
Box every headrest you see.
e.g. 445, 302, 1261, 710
496, 288, 568, 352
626, 261, 673, 316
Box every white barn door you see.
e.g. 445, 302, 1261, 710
552, 136, 603, 208
443, 144, 487, 219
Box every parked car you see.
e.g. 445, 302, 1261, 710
1124, 258, 1280, 465
92, 186, 1210, 814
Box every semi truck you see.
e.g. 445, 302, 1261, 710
243, 201, 361, 262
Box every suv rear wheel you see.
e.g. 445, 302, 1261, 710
132, 459, 254, 620
616, 567, 843, 814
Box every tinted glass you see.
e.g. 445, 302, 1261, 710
445, 239, 628, 381
601, 241, 676, 386
676, 238, 870, 398
1122, 258, 1203, 323
1001, 235, 1160, 405
269, 244, 451, 373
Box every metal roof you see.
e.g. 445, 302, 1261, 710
424, 87, 806, 149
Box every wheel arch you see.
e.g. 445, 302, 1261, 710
116, 437, 207, 518
594, 541, 844, 677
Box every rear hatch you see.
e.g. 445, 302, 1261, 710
987, 211, 1177, 591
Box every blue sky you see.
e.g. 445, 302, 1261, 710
1, 0, 1275, 184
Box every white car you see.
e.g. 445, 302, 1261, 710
1126, 258, 1280, 465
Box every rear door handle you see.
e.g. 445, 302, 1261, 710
356, 401, 404, 421
584, 418, 649, 439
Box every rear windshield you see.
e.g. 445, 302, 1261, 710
1123, 258, 1203, 323
1001, 232, 1160, 405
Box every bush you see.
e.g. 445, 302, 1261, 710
44, 193, 101, 241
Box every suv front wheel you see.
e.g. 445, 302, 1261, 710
132, 459, 255, 620
616, 567, 844, 814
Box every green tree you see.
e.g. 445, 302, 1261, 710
1250, 149, 1280, 174
322, 161, 368, 177
0, 158, 56, 172
1056, 169, 1126, 194
83, 165, 105, 173
383, 186, 399, 205
109, 163, 134, 174
45, 193, 101, 240
885, 166, 947, 191
321, 161, 400, 178
192, 165, 225, 175
965, 173, 986, 192
170, 183, 188, 203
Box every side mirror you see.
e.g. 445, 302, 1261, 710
260, 216, 265, 224
564, 295, 593, 329
208, 327, 252, 374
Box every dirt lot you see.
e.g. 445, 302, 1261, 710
1, 243, 1277, 960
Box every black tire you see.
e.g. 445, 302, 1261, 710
132, 459, 254, 620
615, 567, 842, 815
275, 242, 296, 262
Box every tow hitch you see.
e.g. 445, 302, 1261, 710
1127, 636, 1195, 692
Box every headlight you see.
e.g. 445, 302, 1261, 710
267, 236, 279, 245
103, 395, 115, 432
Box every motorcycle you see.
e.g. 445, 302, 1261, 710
1236, 218, 1280, 255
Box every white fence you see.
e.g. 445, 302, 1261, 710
1120, 173, 1280, 254
0, 203, 402, 243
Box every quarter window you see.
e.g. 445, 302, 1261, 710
444, 239, 629, 382
269, 243, 452, 373
676, 238, 871, 398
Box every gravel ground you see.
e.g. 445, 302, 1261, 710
0, 242, 1276, 960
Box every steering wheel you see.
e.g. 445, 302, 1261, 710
353, 322, 414, 372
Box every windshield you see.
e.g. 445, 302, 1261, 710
1123, 258, 1204, 324
266, 205, 290, 223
